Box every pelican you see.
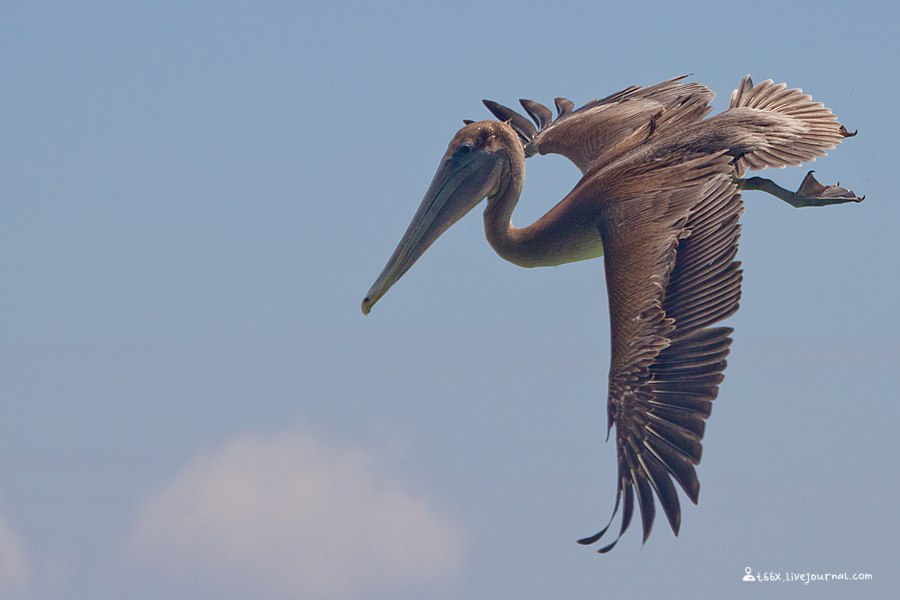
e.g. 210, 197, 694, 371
362, 75, 861, 552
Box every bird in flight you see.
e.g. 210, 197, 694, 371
362, 75, 862, 552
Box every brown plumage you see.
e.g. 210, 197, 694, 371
362, 75, 861, 551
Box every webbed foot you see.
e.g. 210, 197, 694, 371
791, 171, 864, 207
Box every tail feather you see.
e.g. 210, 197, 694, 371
728, 75, 854, 175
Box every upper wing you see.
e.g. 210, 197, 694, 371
577, 152, 744, 552
483, 76, 715, 174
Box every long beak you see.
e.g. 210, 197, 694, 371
362, 152, 500, 315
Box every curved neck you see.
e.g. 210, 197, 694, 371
482, 149, 534, 266
482, 143, 605, 269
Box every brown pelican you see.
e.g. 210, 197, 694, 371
361, 75, 861, 552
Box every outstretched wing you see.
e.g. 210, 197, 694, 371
483, 76, 715, 174
578, 151, 744, 552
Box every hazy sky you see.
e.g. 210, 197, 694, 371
2, 2, 898, 599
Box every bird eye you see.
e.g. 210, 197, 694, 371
458, 143, 472, 155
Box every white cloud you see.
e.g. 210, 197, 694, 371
0, 503, 30, 596
129, 423, 464, 599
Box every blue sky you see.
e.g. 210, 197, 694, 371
1, 2, 898, 598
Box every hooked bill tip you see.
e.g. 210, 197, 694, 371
361, 296, 372, 316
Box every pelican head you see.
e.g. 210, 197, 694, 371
362, 121, 521, 315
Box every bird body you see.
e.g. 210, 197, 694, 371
362, 75, 861, 551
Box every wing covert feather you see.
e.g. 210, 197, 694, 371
484, 76, 715, 173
